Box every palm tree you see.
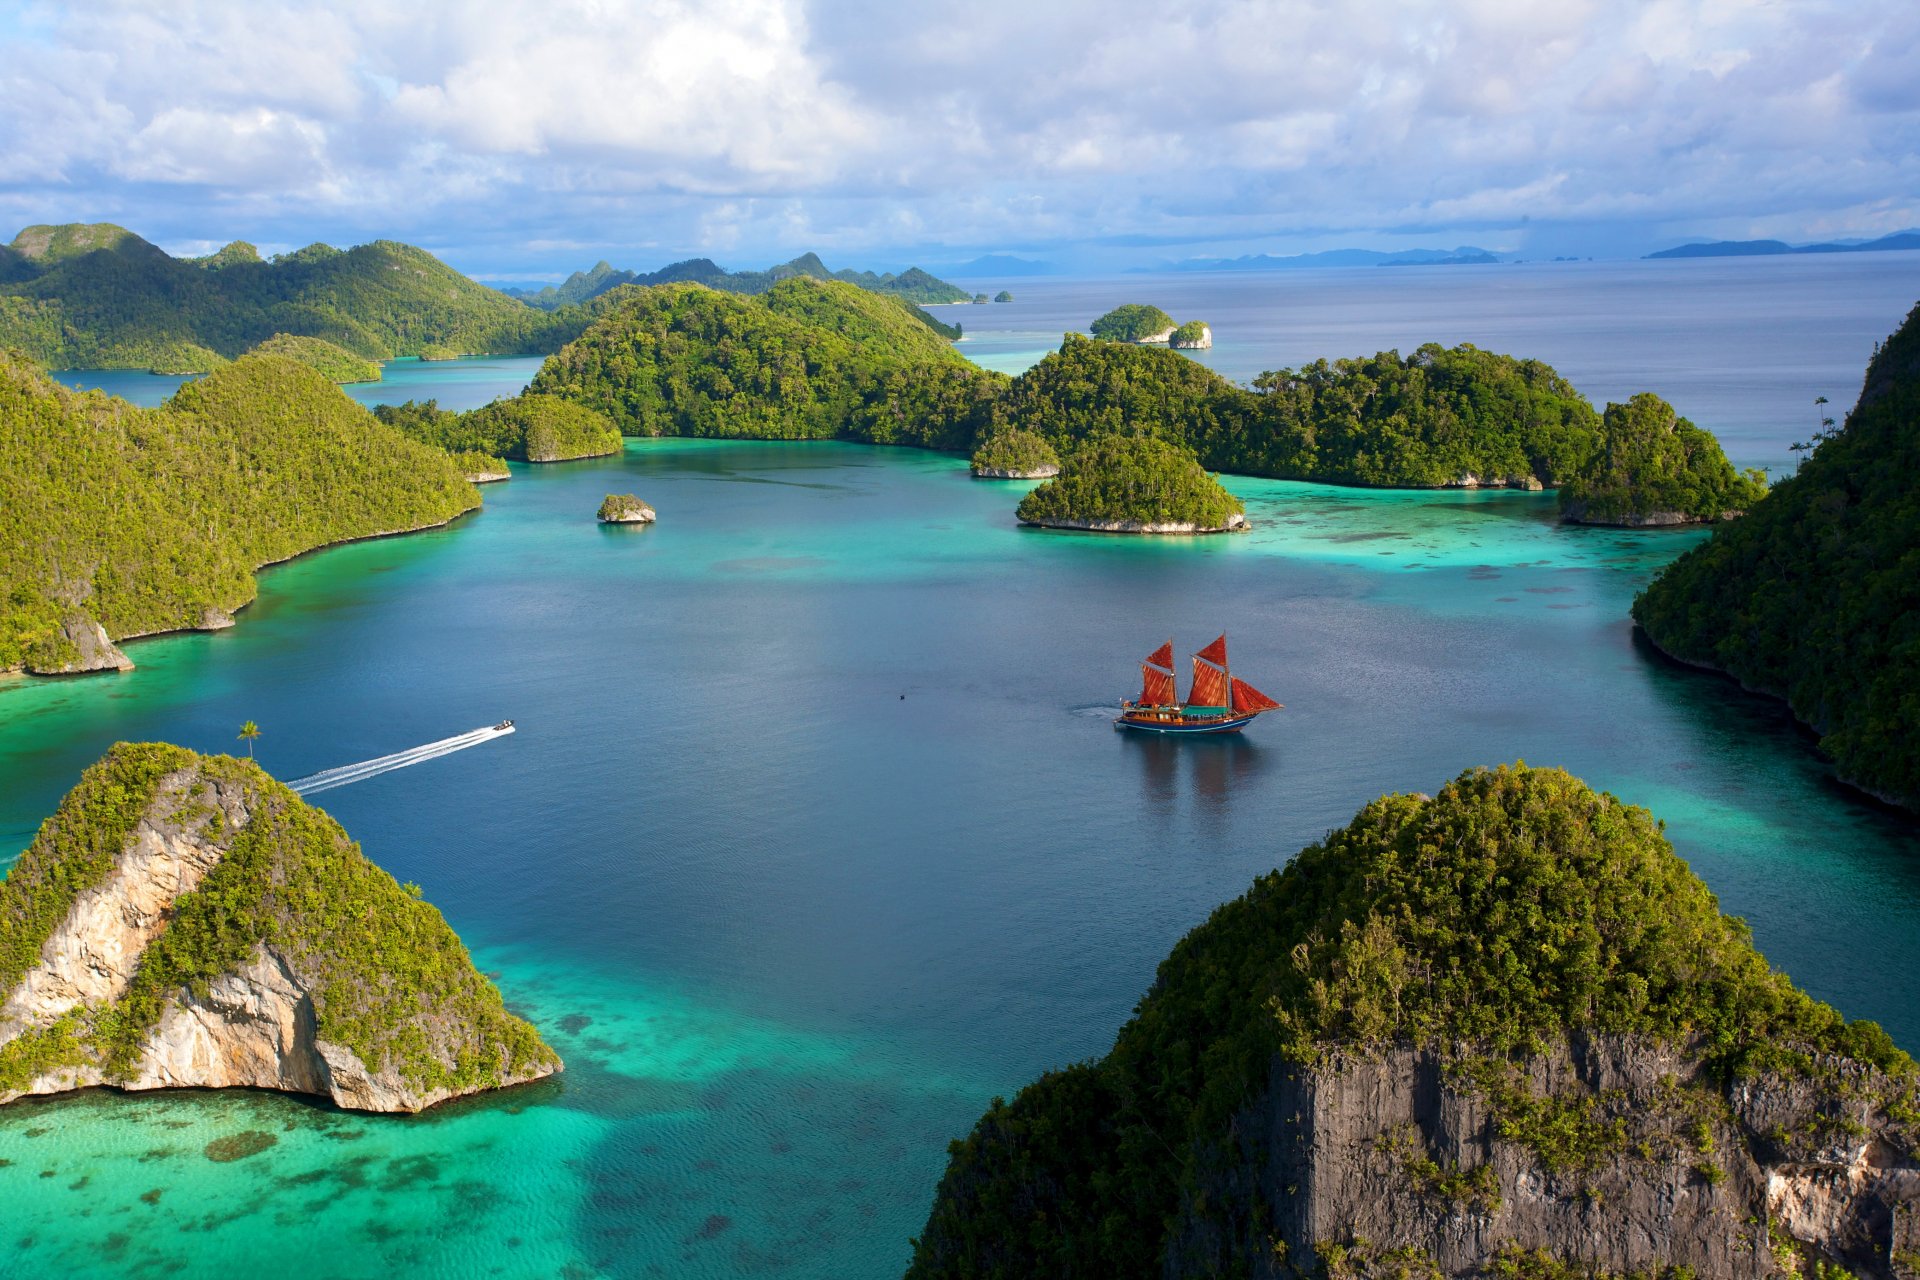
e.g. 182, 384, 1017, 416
237, 720, 261, 758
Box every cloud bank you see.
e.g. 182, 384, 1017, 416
1, 0, 1915, 273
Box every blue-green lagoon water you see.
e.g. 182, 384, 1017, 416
53, 355, 546, 412
8, 262, 1920, 1276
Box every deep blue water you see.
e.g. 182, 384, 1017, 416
5, 258, 1919, 1277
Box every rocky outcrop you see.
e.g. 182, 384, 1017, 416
25, 613, 134, 674
1446, 472, 1545, 492
0, 745, 559, 1113
1020, 512, 1249, 534
466, 466, 511, 484
1159, 1033, 1918, 1279
1171, 323, 1213, 350
598, 493, 656, 523
972, 464, 1060, 479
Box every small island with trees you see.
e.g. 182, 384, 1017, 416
597, 493, 656, 524
1016, 433, 1247, 533
375, 394, 623, 463
1169, 319, 1212, 349
1089, 303, 1178, 343
1558, 392, 1768, 525
970, 427, 1060, 478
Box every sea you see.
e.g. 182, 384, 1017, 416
10, 252, 1920, 1278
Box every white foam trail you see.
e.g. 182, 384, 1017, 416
288, 725, 514, 796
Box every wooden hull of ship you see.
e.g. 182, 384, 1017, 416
1115, 707, 1262, 735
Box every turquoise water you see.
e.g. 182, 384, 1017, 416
8, 261, 1920, 1277
52, 355, 545, 412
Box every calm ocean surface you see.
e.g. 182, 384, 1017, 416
11, 256, 1920, 1278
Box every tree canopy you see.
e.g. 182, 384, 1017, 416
1634, 302, 1920, 810
0, 350, 478, 673
1559, 393, 1767, 524
247, 332, 383, 384
1016, 433, 1244, 529
1089, 303, 1176, 342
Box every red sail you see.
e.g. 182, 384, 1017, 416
1195, 634, 1228, 666
1189, 658, 1229, 708
1231, 677, 1281, 713
1145, 641, 1174, 670
1140, 664, 1177, 706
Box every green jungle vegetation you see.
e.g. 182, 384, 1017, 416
0, 743, 557, 1096
0, 351, 478, 673
906, 763, 1916, 1279
374, 394, 623, 462
1170, 319, 1210, 345
1090, 303, 1176, 341
1016, 433, 1244, 529
1559, 393, 1768, 524
510, 251, 970, 309
1000, 336, 1605, 488
247, 332, 383, 384
529, 277, 1006, 450
450, 450, 510, 479
0, 222, 601, 371
970, 427, 1059, 474
1635, 302, 1920, 811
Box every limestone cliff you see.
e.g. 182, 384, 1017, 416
0, 743, 558, 1113
907, 764, 1920, 1279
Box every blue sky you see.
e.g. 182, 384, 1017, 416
1, 0, 1916, 278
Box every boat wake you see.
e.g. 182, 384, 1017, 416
287, 724, 515, 796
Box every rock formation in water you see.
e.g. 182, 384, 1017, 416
1560, 393, 1766, 527
907, 764, 1920, 1279
598, 493, 656, 523
1170, 320, 1213, 350
0, 743, 559, 1113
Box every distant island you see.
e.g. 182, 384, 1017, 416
1559, 393, 1768, 526
1635, 301, 1920, 812
1016, 434, 1247, 534
908, 762, 1919, 1279
1089, 304, 1177, 343
247, 332, 382, 384
1170, 244, 1503, 271
0, 222, 600, 372
0, 742, 559, 1112
0, 350, 482, 677
508, 251, 970, 309
1647, 230, 1920, 259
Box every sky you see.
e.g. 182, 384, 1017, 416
1, 0, 1916, 279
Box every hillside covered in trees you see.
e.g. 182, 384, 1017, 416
1559, 392, 1768, 525
0, 222, 600, 371
1016, 434, 1246, 532
909, 763, 1917, 1279
375, 394, 623, 462
529, 277, 1005, 450
1635, 302, 1920, 810
0, 350, 479, 674
510, 251, 969, 309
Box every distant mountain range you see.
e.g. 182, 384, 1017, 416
1166, 246, 1501, 271
938, 254, 1055, 278
508, 252, 970, 309
1646, 231, 1920, 259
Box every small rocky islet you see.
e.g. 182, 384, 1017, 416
597, 493, 656, 523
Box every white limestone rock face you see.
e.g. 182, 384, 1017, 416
0, 752, 559, 1113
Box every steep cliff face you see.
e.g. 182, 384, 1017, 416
0, 743, 558, 1113
908, 765, 1920, 1279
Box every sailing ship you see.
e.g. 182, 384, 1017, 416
1116, 635, 1282, 734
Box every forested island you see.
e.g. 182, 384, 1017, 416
970, 427, 1059, 478
509, 251, 969, 309
1559, 392, 1768, 525
1635, 302, 1920, 811
376, 394, 624, 463
0, 350, 481, 676
1016, 434, 1246, 533
528, 277, 1004, 449
1089, 303, 1178, 343
247, 332, 382, 384
0, 222, 603, 371
908, 763, 1919, 1279
0, 743, 559, 1111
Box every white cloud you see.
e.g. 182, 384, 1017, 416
0, 0, 1913, 268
